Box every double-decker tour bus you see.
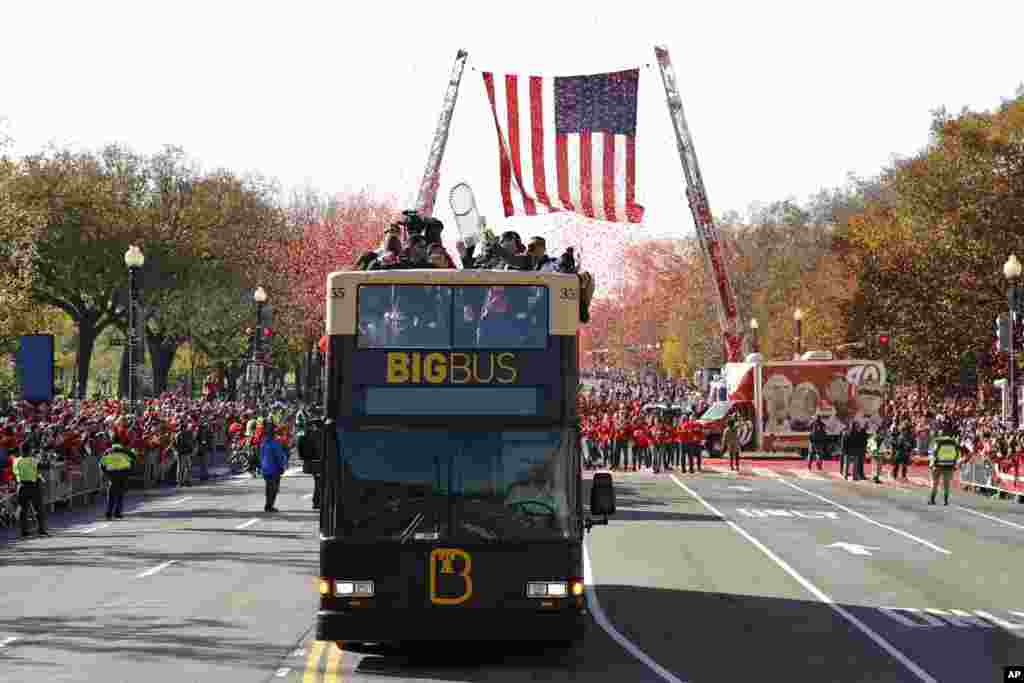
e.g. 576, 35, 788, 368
315, 268, 616, 646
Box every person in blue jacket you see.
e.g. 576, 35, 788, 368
260, 420, 289, 513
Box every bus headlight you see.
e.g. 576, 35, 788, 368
527, 581, 568, 598
335, 580, 374, 597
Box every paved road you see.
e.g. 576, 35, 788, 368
3, 465, 1021, 682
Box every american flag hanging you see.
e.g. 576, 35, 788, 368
482, 68, 644, 223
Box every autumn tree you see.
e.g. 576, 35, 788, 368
271, 190, 396, 396
0, 137, 54, 354
840, 92, 1024, 393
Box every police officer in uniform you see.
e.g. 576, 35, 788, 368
12, 446, 49, 537
928, 426, 960, 506
101, 437, 135, 519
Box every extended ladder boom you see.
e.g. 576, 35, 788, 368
654, 45, 742, 362
414, 49, 469, 218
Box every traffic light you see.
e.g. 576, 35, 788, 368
877, 332, 891, 355
997, 314, 1011, 353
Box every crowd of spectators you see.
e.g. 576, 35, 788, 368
576, 369, 1023, 475
0, 395, 293, 495
883, 389, 1023, 468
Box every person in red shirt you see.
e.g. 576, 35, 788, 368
681, 421, 703, 473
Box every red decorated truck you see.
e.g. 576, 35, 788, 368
684, 352, 888, 455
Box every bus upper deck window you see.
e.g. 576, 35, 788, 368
453, 286, 547, 349
358, 285, 452, 349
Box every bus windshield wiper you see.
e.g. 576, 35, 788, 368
459, 522, 498, 541
399, 513, 441, 543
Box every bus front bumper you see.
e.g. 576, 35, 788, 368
317, 607, 586, 643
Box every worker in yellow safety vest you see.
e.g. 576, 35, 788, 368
928, 427, 960, 506
101, 438, 135, 520
12, 446, 49, 538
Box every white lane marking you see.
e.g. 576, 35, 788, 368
790, 469, 825, 481
0, 637, 18, 647
136, 560, 177, 578
705, 465, 732, 474
753, 467, 780, 478
954, 505, 1024, 531
975, 610, 1024, 629
737, 508, 840, 520
274, 667, 291, 677
302, 493, 314, 500
792, 511, 840, 520
825, 542, 878, 556
583, 544, 688, 683
235, 518, 260, 530
670, 475, 938, 683
154, 496, 193, 507
910, 476, 931, 486
927, 609, 993, 628
777, 479, 952, 555
879, 607, 946, 628
727, 485, 754, 492
80, 523, 112, 534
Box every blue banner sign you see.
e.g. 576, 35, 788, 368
18, 334, 55, 403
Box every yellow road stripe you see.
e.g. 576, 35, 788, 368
323, 642, 343, 683
302, 640, 326, 683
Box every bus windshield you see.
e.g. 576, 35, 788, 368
337, 429, 573, 542
357, 284, 548, 349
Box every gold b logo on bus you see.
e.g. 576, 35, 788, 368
386, 352, 517, 385
429, 548, 473, 605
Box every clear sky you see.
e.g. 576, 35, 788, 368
4, 0, 1023, 247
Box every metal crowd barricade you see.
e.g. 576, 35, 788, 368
68, 455, 103, 508
43, 462, 71, 512
960, 456, 1024, 502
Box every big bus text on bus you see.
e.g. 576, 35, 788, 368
316, 268, 616, 645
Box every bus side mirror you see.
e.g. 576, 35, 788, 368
590, 472, 615, 517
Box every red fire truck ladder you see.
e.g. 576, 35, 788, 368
654, 45, 743, 362
414, 49, 469, 218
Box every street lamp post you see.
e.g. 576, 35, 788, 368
253, 287, 268, 403
793, 308, 804, 359
124, 245, 145, 413
749, 318, 759, 354
1004, 255, 1021, 429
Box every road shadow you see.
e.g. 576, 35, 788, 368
338, 620, 609, 681
611, 509, 723, 523
327, 586, 1024, 683
0, 612, 304, 672
0, 543, 317, 573
582, 478, 722, 523
591, 585, 1023, 683
122, 508, 317, 521
0, 473, 305, 546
